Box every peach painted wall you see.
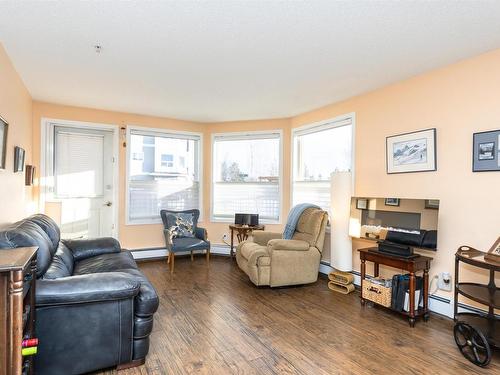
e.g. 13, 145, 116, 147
292, 49, 500, 299
0, 45, 33, 224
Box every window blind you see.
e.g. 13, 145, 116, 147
55, 131, 104, 198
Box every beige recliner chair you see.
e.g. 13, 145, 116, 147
236, 207, 328, 287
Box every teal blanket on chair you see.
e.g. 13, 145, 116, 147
282, 203, 320, 239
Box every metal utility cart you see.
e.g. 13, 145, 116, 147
454, 246, 499, 367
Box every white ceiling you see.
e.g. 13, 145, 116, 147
1, 1, 500, 123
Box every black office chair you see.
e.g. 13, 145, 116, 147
160, 209, 210, 272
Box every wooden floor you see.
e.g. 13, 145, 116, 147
100, 256, 499, 375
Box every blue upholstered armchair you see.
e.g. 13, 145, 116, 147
160, 209, 210, 272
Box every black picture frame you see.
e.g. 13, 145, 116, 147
356, 198, 368, 210
472, 130, 500, 172
386, 128, 437, 174
14, 146, 25, 172
425, 199, 440, 209
385, 198, 400, 207
0, 116, 8, 170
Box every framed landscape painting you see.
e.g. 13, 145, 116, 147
386, 128, 437, 174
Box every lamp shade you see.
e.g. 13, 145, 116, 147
330, 171, 353, 272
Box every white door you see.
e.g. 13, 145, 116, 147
53, 126, 115, 239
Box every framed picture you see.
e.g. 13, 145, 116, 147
14, 146, 25, 172
386, 128, 437, 174
356, 198, 368, 210
425, 199, 440, 209
485, 236, 500, 264
25, 165, 35, 186
0, 116, 8, 170
385, 198, 400, 206
473, 130, 500, 172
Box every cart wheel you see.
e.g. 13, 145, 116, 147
453, 322, 491, 367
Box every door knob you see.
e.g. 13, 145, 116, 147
104, 201, 112, 207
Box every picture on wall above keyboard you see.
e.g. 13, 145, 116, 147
349, 197, 439, 250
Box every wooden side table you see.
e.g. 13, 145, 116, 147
358, 247, 432, 327
229, 224, 265, 257
0, 247, 38, 375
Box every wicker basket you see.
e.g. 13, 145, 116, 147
362, 279, 392, 307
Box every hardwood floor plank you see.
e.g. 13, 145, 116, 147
96, 257, 499, 374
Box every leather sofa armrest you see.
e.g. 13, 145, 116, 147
36, 273, 140, 306
252, 231, 282, 246
63, 237, 121, 261
195, 227, 208, 241
268, 239, 310, 252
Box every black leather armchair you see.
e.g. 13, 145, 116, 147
0, 214, 159, 375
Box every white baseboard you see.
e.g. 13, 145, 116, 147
130, 244, 231, 260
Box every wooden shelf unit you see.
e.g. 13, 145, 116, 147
0, 247, 38, 375
455, 246, 499, 349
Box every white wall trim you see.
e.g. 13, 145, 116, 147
130, 243, 230, 260
124, 125, 204, 225
39, 117, 120, 239
210, 129, 284, 224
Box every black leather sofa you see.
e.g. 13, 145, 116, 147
0, 214, 159, 374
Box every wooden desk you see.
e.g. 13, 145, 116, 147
358, 247, 432, 327
229, 224, 265, 257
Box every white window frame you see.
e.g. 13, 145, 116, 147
125, 125, 203, 225
211, 129, 284, 224
40, 118, 120, 239
290, 113, 356, 213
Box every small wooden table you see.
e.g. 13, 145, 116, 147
358, 247, 433, 327
0, 247, 38, 375
229, 224, 265, 257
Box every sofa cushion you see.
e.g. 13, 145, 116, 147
160, 209, 199, 238
172, 237, 209, 252
28, 214, 61, 250
257, 256, 271, 266
43, 243, 75, 279
292, 208, 326, 247
73, 251, 137, 275
239, 241, 268, 261
0, 219, 55, 277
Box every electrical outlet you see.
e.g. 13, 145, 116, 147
438, 272, 452, 291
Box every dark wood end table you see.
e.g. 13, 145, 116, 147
229, 224, 265, 257
358, 247, 433, 327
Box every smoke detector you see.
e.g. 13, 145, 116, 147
94, 45, 103, 54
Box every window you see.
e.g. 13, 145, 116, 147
160, 154, 174, 168
212, 131, 282, 223
127, 127, 202, 224
292, 115, 353, 214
